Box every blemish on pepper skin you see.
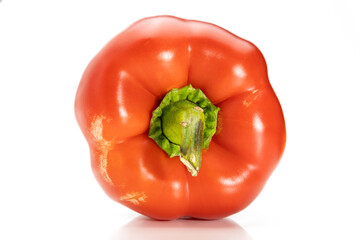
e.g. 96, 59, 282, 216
90, 115, 113, 184
243, 89, 260, 107
120, 192, 147, 205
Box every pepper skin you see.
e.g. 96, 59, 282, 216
75, 16, 286, 220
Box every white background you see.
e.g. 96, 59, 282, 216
1, 0, 359, 239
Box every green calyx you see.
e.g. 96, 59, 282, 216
148, 85, 220, 176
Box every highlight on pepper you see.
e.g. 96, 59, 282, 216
75, 16, 286, 220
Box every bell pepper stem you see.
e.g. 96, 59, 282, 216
148, 85, 219, 177
179, 111, 204, 176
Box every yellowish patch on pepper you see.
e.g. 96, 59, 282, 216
243, 89, 260, 107
120, 192, 147, 205
90, 115, 113, 184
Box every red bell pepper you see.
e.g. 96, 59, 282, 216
75, 16, 286, 220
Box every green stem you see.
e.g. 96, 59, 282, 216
161, 100, 204, 176
179, 111, 203, 176
148, 85, 219, 176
